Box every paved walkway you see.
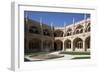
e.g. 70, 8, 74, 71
49, 55, 90, 61
48, 54, 74, 61
25, 56, 43, 61
25, 51, 90, 61
48, 51, 74, 60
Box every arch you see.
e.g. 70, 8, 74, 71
85, 36, 90, 50
76, 25, 83, 29
74, 25, 84, 34
85, 23, 90, 32
43, 29, 51, 36
54, 30, 64, 37
73, 37, 83, 50
54, 40, 63, 51
29, 26, 41, 34
43, 40, 53, 52
64, 39, 71, 49
67, 28, 72, 31
64, 28, 72, 36
29, 38, 41, 52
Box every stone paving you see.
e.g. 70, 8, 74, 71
25, 51, 90, 61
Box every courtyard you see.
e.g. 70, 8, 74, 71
24, 51, 90, 62
24, 11, 91, 62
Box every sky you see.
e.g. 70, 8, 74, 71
24, 11, 90, 27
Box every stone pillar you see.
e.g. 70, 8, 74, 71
26, 39, 29, 51
71, 41, 73, 51
62, 41, 65, 52
83, 40, 86, 52
50, 40, 54, 51
83, 19, 87, 33
41, 39, 43, 51
83, 25, 86, 33
26, 23, 29, 51
52, 40, 54, 51
40, 21, 43, 51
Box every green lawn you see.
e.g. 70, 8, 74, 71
60, 51, 90, 55
72, 57, 90, 59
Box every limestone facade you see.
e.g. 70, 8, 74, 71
24, 18, 90, 52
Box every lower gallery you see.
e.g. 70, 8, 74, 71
24, 17, 90, 53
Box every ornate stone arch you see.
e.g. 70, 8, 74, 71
73, 37, 83, 50
54, 40, 63, 51
74, 25, 84, 34
64, 28, 72, 36
64, 39, 71, 49
43, 28, 51, 36
28, 38, 41, 52
43, 39, 53, 51
29, 26, 41, 34
54, 29, 64, 37
85, 22, 90, 32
